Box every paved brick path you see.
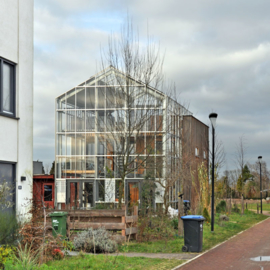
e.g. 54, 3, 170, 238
176, 216, 270, 270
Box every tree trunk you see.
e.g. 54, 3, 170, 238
241, 194, 244, 215
229, 191, 232, 215
178, 195, 184, 237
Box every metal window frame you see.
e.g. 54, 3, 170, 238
0, 57, 16, 118
0, 160, 16, 212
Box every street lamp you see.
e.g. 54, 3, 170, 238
209, 112, 218, 232
258, 156, 262, 214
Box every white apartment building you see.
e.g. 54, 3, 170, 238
0, 0, 34, 216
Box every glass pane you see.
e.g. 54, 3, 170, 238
156, 157, 163, 178
57, 134, 66, 155
0, 163, 15, 213
127, 159, 134, 178
135, 157, 145, 178
156, 135, 163, 155
136, 135, 145, 155
66, 88, 76, 109
86, 157, 95, 178
115, 109, 125, 129
146, 135, 155, 155
56, 157, 65, 178
106, 87, 115, 108
66, 110, 75, 132
106, 136, 114, 155
86, 110, 95, 131
134, 87, 146, 108
97, 157, 105, 178
57, 94, 66, 109
3, 63, 13, 113
97, 87, 105, 108
146, 110, 155, 131
66, 134, 76, 155
76, 133, 85, 155
76, 87, 85, 109
76, 157, 85, 178
106, 110, 115, 132
66, 157, 76, 178
97, 74, 106, 86
97, 111, 105, 132
86, 134, 95, 155
44, 185, 52, 201
97, 180, 105, 201
106, 156, 114, 178
82, 182, 93, 208
76, 110, 85, 132
97, 135, 105, 155
85, 77, 95, 86
57, 111, 66, 132
115, 86, 126, 108
145, 91, 156, 108
86, 87, 95, 109
156, 110, 163, 132
146, 156, 155, 178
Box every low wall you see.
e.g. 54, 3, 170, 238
46, 205, 138, 241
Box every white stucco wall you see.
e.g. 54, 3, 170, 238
0, 0, 33, 217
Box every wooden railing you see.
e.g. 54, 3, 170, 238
47, 205, 138, 241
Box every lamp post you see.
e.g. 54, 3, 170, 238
258, 156, 262, 214
209, 113, 218, 232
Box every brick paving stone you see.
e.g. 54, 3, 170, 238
175, 216, 270, 270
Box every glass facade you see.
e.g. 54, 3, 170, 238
55, 67, 188, 208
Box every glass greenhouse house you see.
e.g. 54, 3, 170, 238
55, 66, 191, 209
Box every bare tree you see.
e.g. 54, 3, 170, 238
235, 135, 247, 173
208, 131, 226, 174
234, 135, 248, 214
96, 19, 189, 209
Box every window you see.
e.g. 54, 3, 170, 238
0, 58, 16, 116
203, 151, 206, 159
195, 147, 199, 157
0, 162, 16, 214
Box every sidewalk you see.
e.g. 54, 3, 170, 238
65, 250, 197, 260
175, 216, 270, 269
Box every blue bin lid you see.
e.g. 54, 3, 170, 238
181, 215, 205, 220
183, 200, 190, 203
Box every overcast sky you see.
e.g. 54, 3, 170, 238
33, 0, 270, 173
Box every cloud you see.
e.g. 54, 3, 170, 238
33, 0, 270, 171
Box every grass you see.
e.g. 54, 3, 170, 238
119, 210, 268, 253
246, 202, 270, 211
43, 254, 183, 270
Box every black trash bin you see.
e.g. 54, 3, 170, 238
181, 215, 205, 252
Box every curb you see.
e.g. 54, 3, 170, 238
171, 216, 270, 270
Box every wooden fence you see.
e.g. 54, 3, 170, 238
46, 206, 138, 241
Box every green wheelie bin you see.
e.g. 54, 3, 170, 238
49, 212, 68, 239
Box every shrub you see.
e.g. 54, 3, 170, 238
51, 248, 64, 260
0, 211, 19, 245
232, 203, 240, 213
171, 218, 178, 230
73, 227, 117, 253
138, 214, 176, 242
203, 208, 211, 223
0, 245, 16, 268
5, 242, 41, 270
216, 200, 227, 213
